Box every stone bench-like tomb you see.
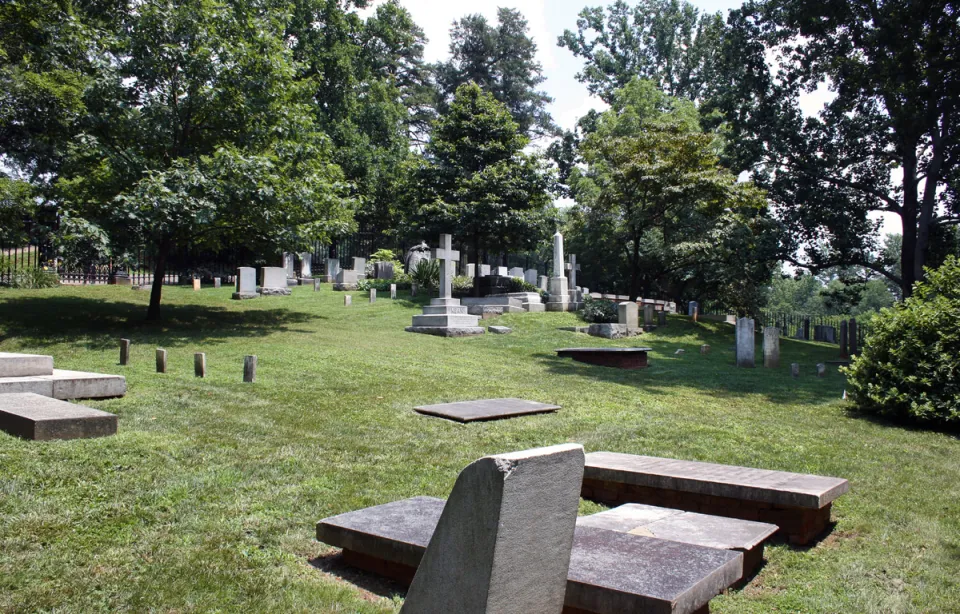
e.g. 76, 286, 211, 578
317, 497, 742, 614
556, 347, 653, 369
0, 392, 117, 440
582, 452, 850, 545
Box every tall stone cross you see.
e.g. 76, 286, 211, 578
431, 234, 459, 299
566, 254, 581, 288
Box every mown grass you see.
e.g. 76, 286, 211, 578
1, 284, 958, 613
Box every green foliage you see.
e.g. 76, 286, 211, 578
844, 257, 960, 426
357, 274, 411, 292
410, 258, 439, 289
579, 297, 619, 323
436, 8, 556, 138
52, 214, 112, 271
451, 275, 475, 296
504, 277, 540, 294
0, 257, 59, 289
0, 177, 36, 243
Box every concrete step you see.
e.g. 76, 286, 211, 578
0, 353, 54, 378
0, 369, 126, 400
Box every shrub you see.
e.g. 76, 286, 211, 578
844, 256, 960, 426
410, 259, 439, 289
357, 273, 412, 292
3, 266, 59, 289
580, 297, 619, 323
452, 275, 474, 296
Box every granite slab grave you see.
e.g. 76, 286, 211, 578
259, 267, 291, 295
577, 503, 777, 579
0, 393, 117, 440
413, 398, 559, 422
556, 347, 653, 369
0, 353, 126, 400
581, 452, 850, 545
317, 498, 742, 614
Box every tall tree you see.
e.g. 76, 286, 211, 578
715, 0, 960, 298
1, 0, 354, 319
567, 79, 777, 310
410, 83, 555, 293
558, 0, 726, 104
435, 8, 557, 139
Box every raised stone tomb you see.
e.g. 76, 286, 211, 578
317, 498, 742, 614
581, 452, 850, 545
0, 393, 117, 440
413, 398, 560, 423
0, 353, 126, 400
0, 352, 53, 378
556, 347, 653, 369
577, 503, 777, 580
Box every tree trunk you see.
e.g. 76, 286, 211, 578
146, 237, 171, 321
914, 148, 944, 287
628, 236, 641, 301
899, 148, 919, 298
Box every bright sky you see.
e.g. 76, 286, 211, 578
374, 0, 900, 235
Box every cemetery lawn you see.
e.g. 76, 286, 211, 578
1, 285, 959, 614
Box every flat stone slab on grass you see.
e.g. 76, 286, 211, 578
0, 369, 126, 400
413, 398, 559, 422
0, 352, 54, 378
556, 347, 653, 369
577, 503, 777, 579
317, 497, 742, 614
0, 392, 117, 440
582, 452, 850, 545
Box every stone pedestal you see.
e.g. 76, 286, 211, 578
546, 276, 572, 311
406, 298, 485, 337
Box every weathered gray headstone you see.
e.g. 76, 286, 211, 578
479, 264, 491, 277
313, 278, 321, 291
344, 295, 352, 306
493, 266, 508, 276
327, 258, 341, 281
538, 275, 548, 291
736, 318, 756, 368
657, 311, 667, 326
390, 284, 397, 299
524, 269, 538, 285
370, 289, 376, 303
232, 267, 258, 300
155, 349, 167, 374
762, 326, 780, 368
817, 363, 826, 377
618, 302, 639, 330
194, 352, 206, 378
260, 267, 290, 295
300, 252, 312, 278
213, 277, 221, 289
352, 257, 367, 279
688, 301, 699, 316
374, 262, 395, 279
400, 444, 584, 614
791, 363, 800, 378
119, 339, 131, 366
643, 304, 655, 328
283, 252, 296, 279
546, 231, 571, 312
243, 355, 257, 383
508, 267, 524, 278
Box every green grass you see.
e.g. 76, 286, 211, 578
1, 284, 958, 613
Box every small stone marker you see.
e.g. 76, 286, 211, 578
487, 326, 511, 335
155, 349, 167, 373
370, 288, 376, 303
700, 344, 710, 354
194, 352, 206, 378
192, 277, 201, 291
410, 283, 418, 297
400, 444, 584, 614
390, 284, 397, 299
344, 295, 352, 306
688, 301, 698, 316
314, 278, 321, 291
414, 398, 559, 422
213, 277, 221, 289
735, 317, 756, 368
817, 363, 826, 377
0, 393, 117, 441
791, 362, 800, 378
243, 355, 257, 383
618, 302, 639, 330
763, 326, 780, 368
119, 339, 131, 366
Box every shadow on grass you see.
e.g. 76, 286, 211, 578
309, 552, 407, 600
842, 405, 960, 438
0, 296, 321, 350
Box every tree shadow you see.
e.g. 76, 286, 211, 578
0, 296, 321, 350
842, 405, 960, 438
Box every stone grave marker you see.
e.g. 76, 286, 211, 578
370, 289, 377, 303
538, 275, 548, 291
413, 398, 560, 423
192, 277, 201, 291
546, 231, 571, 312
508, 267, 524, 278
466, 263, 476, 278
479, 264, 491, 277
763, 327, 780, 368
344, 295, 352, 306
283, 252, 296, 279
213, 277, 221, 289
243, 356, 257, 383
0, 393, 117, 441
260, 267, 291, 295
688, 301, 698, 316
736, 318, 755, 368
849, 319, 858, 355
313, 278, 321, 291
658, 310, 667, 326
493, 266, 508, 276
618, 302, 639, 330
524, 269, 538, 285
400, 444, 584, 614
120, 339, 131, 366
643, 304, 655, 328
390, 284, 397, 299
375, 262, 395, 279
194, 353, 206, 378
791, 363, 800, 377
406, 234, 483, 337
327, 258, 341, 282
700, 344, 711, 354
817, 363, 826, 377
155, 349, 167, 374
232, 267, 258, 300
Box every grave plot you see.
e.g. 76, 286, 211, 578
0, 352, 126, 400
0, 392, 117, 440
413, 398, 560, 423
577, 503, 777, 580
582, 452, 850, 545
556, 347, 653, 369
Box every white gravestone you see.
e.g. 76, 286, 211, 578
232, 267, 258, 300
546, 231, 571, 311
260, 267, 290, 295
524, 269, 538, 285
326, 258, 341, 282
466, 263, 476, 278
493, 266, 508, 277
508, 267, 524, 279
763, 327, 780, 368
479, 264, 491, 277
300, 252, 312, 278
282, 253, 296, 279
736, 317, 756, 368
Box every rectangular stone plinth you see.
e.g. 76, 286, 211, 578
582, 452, 849, 544
577, 504, 776, 579
0, 393, 117, 440
410, 314, 482, 328
413, 398, 560, 422
0, 369, 126, 400
0, 353, 54, 378
317, 497, 742, 614
405, 326, 486, 337
556, 348, 652, 369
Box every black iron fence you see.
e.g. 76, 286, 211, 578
757, 310, 872, 349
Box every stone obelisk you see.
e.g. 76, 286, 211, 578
546, 231, 571, 312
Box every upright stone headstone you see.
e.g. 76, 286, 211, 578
344, 295, 352, 306
763, 326, 780, 368
493, 266, 509, 277
232, 267, 258, 300
260, 267, 291, 295
406, 234, 484, 337
352, 257, 367, 279
618, 302, 639, 330
466, 263, 476, 278
400, 444, 584, 614
283, 252, 296, 279
657, 311, 667, 327
192, 277, 201, 291
406, 242, 431, 273
194, 353, 206, 378
326, 258, 341, 283
213, 277, 221, 289
817, 363, 826, 377
508, 267, 524, 278
538, 275, 548, 291
840, 320, 849, 357
736, 317, 756, 368
410, 283, 418, 297
390, 284, 397, 299
546, 231, 571, 312
479, 264, 491, 277
823, 326, 836, 344
119, 339, 131, 366
524, 269, 538, 285
803, 318, 811, 341
643, 304, 655, 328
688, 301, 699, 316
313, 278, 321, 291
370, 289, 376, 303
848, 319, 859, 356
300, 252, 312, 278
374, 262, 395, 279
243, 355, 257, 383
155, 349, 167, 374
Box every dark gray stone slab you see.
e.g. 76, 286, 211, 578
0, 352, 53, 378
555, 347, 653, 353
413, 398, 559, 422
317, 497, 741, 614
566, 526, 741, 614
0, 393, 117, 440
577, 504, 778, 551
585, 452, 850, 509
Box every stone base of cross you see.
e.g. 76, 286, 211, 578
431, 234, 459, 299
